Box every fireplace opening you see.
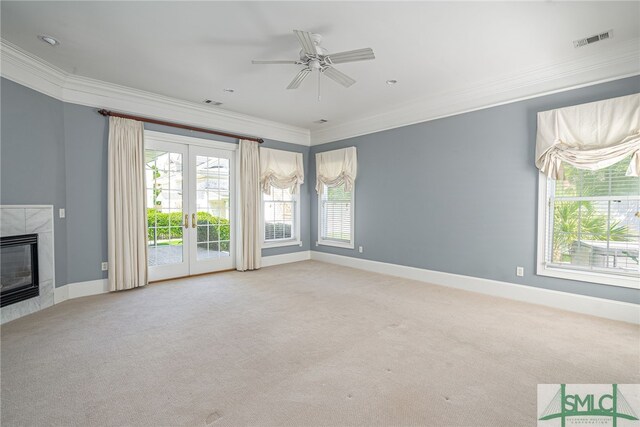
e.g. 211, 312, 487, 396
1, 234, 39, 307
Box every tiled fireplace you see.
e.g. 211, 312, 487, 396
0, 206, 55, 324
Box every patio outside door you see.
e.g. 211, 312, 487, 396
145, 135, 235, 281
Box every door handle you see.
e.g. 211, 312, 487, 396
184, 214, 189, 229
192, 213, 197, 228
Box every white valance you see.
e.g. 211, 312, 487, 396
315, 147, 357, 194
535, 93, 640, 179
259, 147, 304, 194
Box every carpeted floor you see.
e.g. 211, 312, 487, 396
1, 260, 638, 426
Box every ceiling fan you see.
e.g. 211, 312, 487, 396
252, 30, 375, 96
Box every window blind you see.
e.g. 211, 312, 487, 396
320, 183, 353, 243
546, 157, 640, 276
264, 186, 295, 241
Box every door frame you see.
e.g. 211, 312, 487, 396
144, 130, 237, 281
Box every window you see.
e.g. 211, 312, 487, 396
538, 157, 640, 288
318, 183, 355, 248
262, 185, 300, 247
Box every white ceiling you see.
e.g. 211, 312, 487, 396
1, 1, 639, 137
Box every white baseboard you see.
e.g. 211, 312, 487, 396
310, 251, 639, 325
53, 252, 311, 305
54, 279, 109, 304
53, 285, 68, 304
262, 250, 311, 267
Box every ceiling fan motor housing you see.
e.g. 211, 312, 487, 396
299, 34, 328, 65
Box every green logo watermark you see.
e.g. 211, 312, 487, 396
538, 384, 639, 427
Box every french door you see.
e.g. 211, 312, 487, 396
145, 135, 235, 281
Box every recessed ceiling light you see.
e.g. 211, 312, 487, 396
204, 99, 223, 106
386, 79, 398, 85
223, 88, 235, 93
37, 35, 59, 46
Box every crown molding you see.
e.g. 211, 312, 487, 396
310, 37, 640, 145
2, 37, 638, 148
0, 40, 311, 146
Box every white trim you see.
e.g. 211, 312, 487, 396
53, 284, 69, 304
317, 239, 355, 250
262, 239, 302, 249
52, 251, 310, 304
0, 204, 56, 209
310, 38, 640, 145
536, 172, 640, 289
3, 37, 639, 148
0, 39, 310, 146
539, 265, 640, 289
0, 42, 66, 100
261, 250, 311, 267
144, 130, 238, 151
310, 251, 640, 325
54, 279, 109, 304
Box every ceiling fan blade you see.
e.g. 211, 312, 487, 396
252, 60, 299, 65
326, 48, 375, 64
322, 66, 356, 88
287, 68, 311, 89
293, 30, 316, 56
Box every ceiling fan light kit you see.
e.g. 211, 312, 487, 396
252, 29, 375, 97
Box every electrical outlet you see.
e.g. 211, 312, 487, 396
299, 241, 303, 247
101, 262, 108, 271
358, 246, 363, 253
59, 208, 65, 218
315, 241, 319, 247
516, 266, 524, 277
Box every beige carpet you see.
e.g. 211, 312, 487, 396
1, 260, 638, 426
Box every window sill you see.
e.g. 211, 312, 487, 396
317, 240, 354, 249
537, 264, 639, 289
263, 239, 301, 249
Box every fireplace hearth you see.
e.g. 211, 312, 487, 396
1, 234, 39, 307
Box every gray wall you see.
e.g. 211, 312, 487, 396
3, 74, 638, 302
310, 75, 640, 304
62, 103, 109, 284
1, 78, 68, 287
1, 78, 310, 287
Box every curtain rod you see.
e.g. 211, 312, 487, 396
97, 109, 264, 143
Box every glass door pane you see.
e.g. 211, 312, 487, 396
189, 146, 234, 274
145, 141, 189, 281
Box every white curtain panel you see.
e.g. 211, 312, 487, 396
237, 140, 262, 271
107, 117, 148, 291
535, 93, 640, 179
259, 147, 304, 194
315, 147, 358, 194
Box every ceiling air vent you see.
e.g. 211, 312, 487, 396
204, 99, 223, 106
573, 30, 613, 48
